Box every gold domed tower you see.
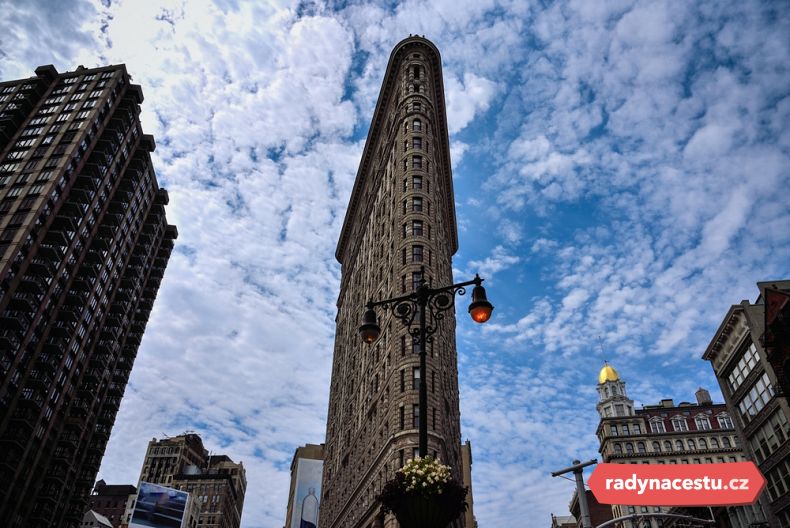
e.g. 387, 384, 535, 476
598, 362, 620, 384
596, 362, 634, 418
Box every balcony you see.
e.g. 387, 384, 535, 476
67, 187, 92, 204
59, 432, 80, 448
36, 243, 65, 262
50, 215, 77, 231
73, 175, 98, 194
17, 278, 44, 295
6, 295, 35, 312
26, 259, 52, 276
69, 400, 90, 417
0, 314, 26, 332
103, 213, 122, 227
70, 279, 91, 292
48, 324, 71, 339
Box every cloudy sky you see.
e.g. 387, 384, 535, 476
2, 0, 789, 525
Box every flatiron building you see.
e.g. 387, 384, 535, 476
321, 36, 464, 528
0, 64, 176, 527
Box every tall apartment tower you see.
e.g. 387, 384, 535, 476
0, 64, 177, 527
321, 36, 464, 528
136, 434, 247, 528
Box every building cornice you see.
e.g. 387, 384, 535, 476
335, 36, 458, 264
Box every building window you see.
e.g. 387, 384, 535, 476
413, 137, 422, 150
412, 405, 419, 428
737, 372, 774, 423
652, 441, 661, 452
412, 367, 420, 390
399, 406, 404, 429
412, 271, 422, 291
637, 442, 646, 454
614, 444, 622, 454
695, 416, 711, 430
675, 439, 684, 451
727, 340, 759, 391
622, 424, 630, 435
412, 245, 423, 262
412, 155, 422, 169
699, 438, 708, 449
610, 425, 618, 436
749, 409, 789, 463
413, 118, 421, 131
650, 419, 665, 433
717, 413, 734, 429
687, 439, 696, 450
412, 101, 421, 112
413, 175, 422, 189
665, 441, 673, 452
710, 437, 720, 449
625, 443, 634, 454
412, 220, 423, 236
400, 369, 404, 392
672, 417, 688, 432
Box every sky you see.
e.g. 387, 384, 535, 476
1, 0, 789, 526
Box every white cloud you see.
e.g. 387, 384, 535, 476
1, 1, 788, 526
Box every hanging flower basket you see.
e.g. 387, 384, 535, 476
377, 456, 467, 528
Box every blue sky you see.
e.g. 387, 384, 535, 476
2, 0, 789, 525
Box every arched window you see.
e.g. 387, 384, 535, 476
626, 443, 634, 454
652, 441, 661, 452
688, 439, 697, 450
699, 438, 708, 449
710, 438, 719, 448
676, 439, 684, 451
637, 442, 646, 454
614, 444, 623, 454
413, 119, 422, 131
723, 437, 732, 448
664, 441, 672, 452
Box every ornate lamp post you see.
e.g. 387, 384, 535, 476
358, 268, 493, 457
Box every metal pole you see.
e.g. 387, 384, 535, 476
551, 459, 596, 528
418, 292, 428, 458
573, 460, 592, 528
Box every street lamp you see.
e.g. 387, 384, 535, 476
358, 269, 493, 457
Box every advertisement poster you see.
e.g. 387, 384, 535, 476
290, 458, 323, 528
130, 481, 189, 528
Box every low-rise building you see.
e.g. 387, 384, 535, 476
595, 364, 765, 527
85, 480, 136, 528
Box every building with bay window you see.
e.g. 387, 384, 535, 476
703, 280, 790, 528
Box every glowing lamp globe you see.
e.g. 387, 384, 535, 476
359, 308, 381, 344
468, 285, 493, 323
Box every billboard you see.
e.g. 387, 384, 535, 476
130, 481, 189, 528
290, 458, 323, 528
